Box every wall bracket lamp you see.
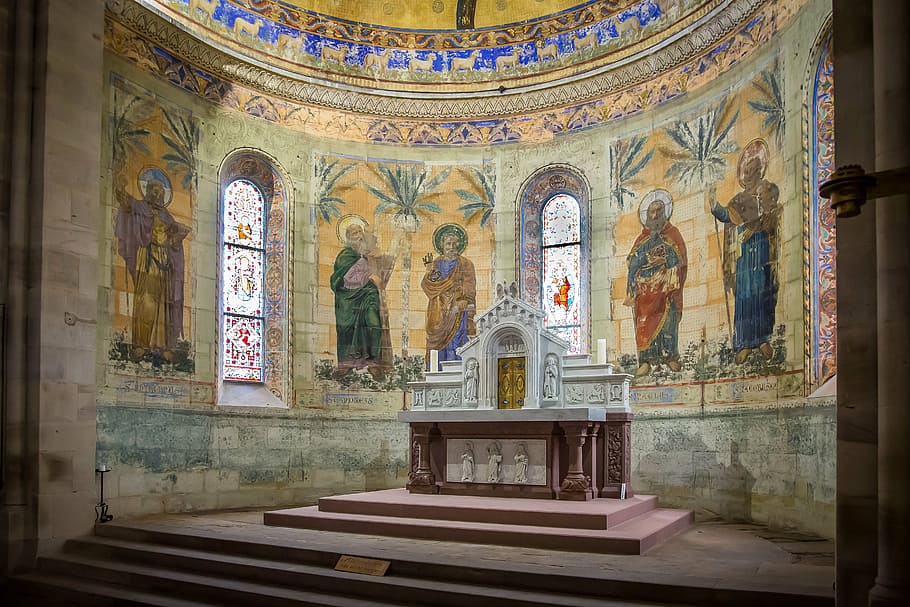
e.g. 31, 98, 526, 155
819, 164, 910, 218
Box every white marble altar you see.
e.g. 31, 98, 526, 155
400, 282, 635, 500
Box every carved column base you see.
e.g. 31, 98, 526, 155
407, 471, 440, 494
558, 474, 594, 500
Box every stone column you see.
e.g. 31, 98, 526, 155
558, 421, 593, 501
832, 1, 879, 604
869, 2, 910, 605
406, 423, 438, 494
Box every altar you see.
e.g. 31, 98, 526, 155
401, 282, 634, 501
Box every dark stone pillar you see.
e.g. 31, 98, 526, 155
832, 1, 879, 604
869, 2, 910, 605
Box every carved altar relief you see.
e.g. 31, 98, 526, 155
445, 438, 547, 486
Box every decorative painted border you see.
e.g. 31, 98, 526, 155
802, 28, 835, 389
106, 0, 804, 145
139, 0, 716, 92
110, 0, 786, 116
518, 165, 592, 354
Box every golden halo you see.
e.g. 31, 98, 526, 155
336, 213, 368, 243
737, 139, 770, 188
137, 166, 173, 207
638, 189, 673, 226
432, 223, 468, 255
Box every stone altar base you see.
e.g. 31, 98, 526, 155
264, 488, 693, 555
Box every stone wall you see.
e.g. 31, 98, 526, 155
94, 0, 837, 538
633, 398, 835, 537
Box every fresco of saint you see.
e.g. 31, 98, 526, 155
624, 189, 688, 376
421, 224, 477, 364
330, 215, 396, 372
710, 139, 781, 363
115, 167, 191, 359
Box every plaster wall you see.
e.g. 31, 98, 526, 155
95, 0, 836, 537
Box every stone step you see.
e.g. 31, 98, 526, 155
41, 542, 657, 607
83, 518, 832, 607
316, 488, 658, 529
38, 553, 401, 607
11, 571, 221, 607
265, 506, 694, 555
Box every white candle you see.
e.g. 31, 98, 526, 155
597, 339, 607, 365
429, 349, 439, 372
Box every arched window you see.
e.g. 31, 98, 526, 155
519, 165, 591, 354
541, 194, 582, 350
219, 152, 290, 403
804, 31, 836, 389
222, 179, 266, 382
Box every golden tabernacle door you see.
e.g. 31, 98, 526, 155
497, 357, 526, 409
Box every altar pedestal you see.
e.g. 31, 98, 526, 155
400, 408, 634, 500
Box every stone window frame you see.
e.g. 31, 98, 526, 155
218, 150, 292, 406
517, 164, 592, 355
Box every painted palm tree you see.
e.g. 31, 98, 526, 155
455, 165, 495, 228
748, 63, 784, 147
314, 156, 355, 224
366, 162, 450, 354
609, 134, 654, 208
662, 98, 739, 192
662, 99, 740, 342
160, 108, 200, 189
111, 92, 152, 173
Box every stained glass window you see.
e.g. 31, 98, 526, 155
541, 194, 582, 353
222, 179, 265, 382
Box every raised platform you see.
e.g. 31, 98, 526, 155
264, 488, 693, 555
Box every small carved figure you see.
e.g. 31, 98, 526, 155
543, 355, 559, 399
514, 443, 529, 484
464, 359, 479, 401
461, 441, 475, 482
589, 383, 606, 403
411, 440, 420, 471
428, 389, 441, 407
487, 441, 503, 483
566, 384, 584, 404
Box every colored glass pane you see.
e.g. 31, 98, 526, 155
223, 315, 264, 382
541, 194, 580, 246
223, 245, 264, 317
223, 179, 264, 247
543, 243, 581, 353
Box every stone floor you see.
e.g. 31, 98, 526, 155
127, 509, 835, 601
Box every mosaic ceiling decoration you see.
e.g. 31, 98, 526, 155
135, 0, 727, 94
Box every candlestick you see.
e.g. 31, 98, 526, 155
429, 349, 439, 372
597, 339, 607, 365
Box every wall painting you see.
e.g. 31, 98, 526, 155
107, 74, 199, 378
314, 155, 496, 392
